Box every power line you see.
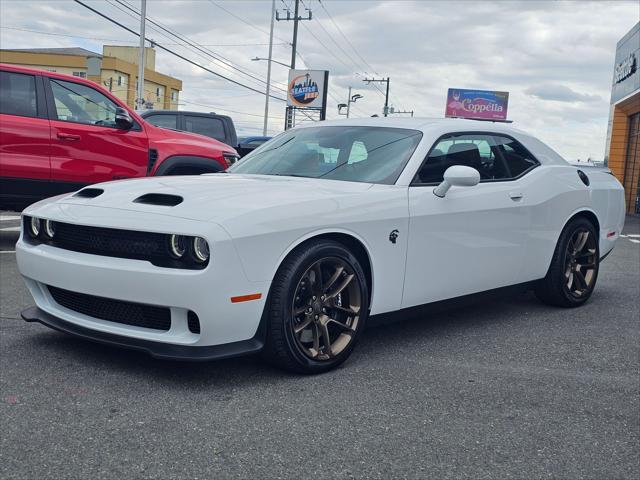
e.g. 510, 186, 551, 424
73, 0, 287, 101
0, 26, 289, 46
111, 0, 288, 92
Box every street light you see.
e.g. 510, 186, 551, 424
337, 87, 363, 118
251, 57, 291, 68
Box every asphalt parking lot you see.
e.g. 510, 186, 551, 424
1, 213, 638, 480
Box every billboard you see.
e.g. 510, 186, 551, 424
287, 70, 328, 109
445, 88, 509, 120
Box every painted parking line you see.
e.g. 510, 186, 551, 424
0, 227, 21, 232
626, 234, 640, 238
0, 215, 20, 221
0, 250, 16, 254
630, 239, 640, 244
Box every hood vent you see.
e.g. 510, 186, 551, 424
74, 188, 104, 198
133, 193, 183, 207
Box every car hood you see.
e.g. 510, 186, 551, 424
50, 174, 374, 224
146, 123, 235, 152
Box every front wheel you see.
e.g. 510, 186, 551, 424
535, 217, 600, 307
265, 239, 369, 374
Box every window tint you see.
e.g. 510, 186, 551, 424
416, 133, 538, 184
50, 78, 119, 127
493, 135, 539, 178
145, 114, 177, 129
229, 126, 422, 185
0, 71, 37, 118
184, 115, 226, 142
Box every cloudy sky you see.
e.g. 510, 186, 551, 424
1, 0, 638, 160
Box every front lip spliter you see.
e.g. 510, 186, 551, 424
21, 306, 264, 362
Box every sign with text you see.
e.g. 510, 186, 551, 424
445, 88, 509, 120
287, 70, 328, 109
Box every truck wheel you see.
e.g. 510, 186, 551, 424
265, 239, 369, 374
535, 217, 600, 308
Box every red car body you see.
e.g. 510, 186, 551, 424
0, 64, 238, 209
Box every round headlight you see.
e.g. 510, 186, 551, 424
43, 219, 56, 239
28, 217, 41, 238
168, 234, 186, 258
193, 237, 209, 263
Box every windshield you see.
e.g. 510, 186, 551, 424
228, 126, 422, 184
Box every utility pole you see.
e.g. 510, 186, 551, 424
277, 0, 312, 129
263, 0, 276, 136
135, 0, 147, 110
363, 77, 390, 117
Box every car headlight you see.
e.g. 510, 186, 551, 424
43, 219, 56, 239
28, 217, 41, 238
192, 237, 209, 263
168, 234, 186, 258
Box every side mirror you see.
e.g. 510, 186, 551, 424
433, 165, 480, 198
114, 107, 134, 130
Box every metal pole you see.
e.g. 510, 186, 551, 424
346, 86, 352, 118
290, 0, 299, 70
136, 0, 147, 110
263, 0, 275, 136
384, 77, 390, 117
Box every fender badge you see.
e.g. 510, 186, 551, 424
389, 229, 399, 244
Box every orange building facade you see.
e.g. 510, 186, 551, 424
606, 23, 639, 214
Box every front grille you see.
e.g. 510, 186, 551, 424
52, 222, 167, 261
48, 285, 171, 331
23, 218, 207, 270
187, 311, 201, 334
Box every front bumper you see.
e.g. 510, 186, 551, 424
21, 306, 263, 361
16, 204, 271, 352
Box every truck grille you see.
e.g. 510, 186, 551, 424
48, 285, 171, 331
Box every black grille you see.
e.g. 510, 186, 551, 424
23, 218, 208, 270
48, 285, 171, 331
50, 221, 168, 262
187, 311, 201, 334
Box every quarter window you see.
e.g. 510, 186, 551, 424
0, 71, 37, 118
50, 78, 120, 127
415, 133, 539, 184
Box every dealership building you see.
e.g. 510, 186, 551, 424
606, 22, 639, 214
0, 46, 182, 110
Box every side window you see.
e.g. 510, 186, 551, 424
492, 135, 539, 178
145, 114, 177, 129
415, 133, 537, 184
184, 115, 226, 142
50, 78, 119, 127
0, 71, 38, 118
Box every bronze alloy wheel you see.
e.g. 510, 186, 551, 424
290, 257, 362, 361
563, 228, 598, 298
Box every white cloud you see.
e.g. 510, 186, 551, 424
1, 0, 638, 159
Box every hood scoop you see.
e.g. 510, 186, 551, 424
74, 188, 104, 198
133, 193, 183, 207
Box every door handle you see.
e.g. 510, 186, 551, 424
57, 133, 81, 141
509, 192, 524, 200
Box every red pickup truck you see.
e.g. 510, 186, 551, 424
0, 64, 239, 210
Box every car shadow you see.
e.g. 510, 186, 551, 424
25, 288, 556, 386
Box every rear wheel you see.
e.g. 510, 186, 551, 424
535, 217, 599, 307
265, 239, 369, 374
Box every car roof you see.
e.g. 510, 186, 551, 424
304, 116, 528, 136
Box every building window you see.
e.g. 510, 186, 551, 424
171, 90, 177, 101
156, 87, 161, 97
72, 71, 86, 78
117, 75, 123, 86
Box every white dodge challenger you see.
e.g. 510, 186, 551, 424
17, 118, 626, 373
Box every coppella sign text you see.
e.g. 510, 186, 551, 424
614, 52, 637, 84
445, 88, 509, 121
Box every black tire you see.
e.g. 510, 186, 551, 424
265, 239, 369, 374
535, 216, 600, 307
